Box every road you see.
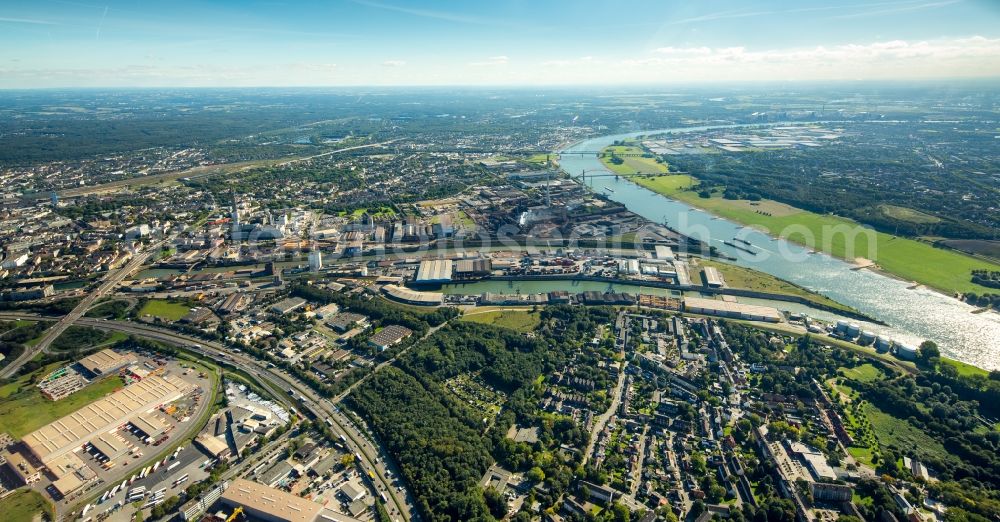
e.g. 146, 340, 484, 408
0, 312, 418, 521
0, 239, 166, 378
583, 362, 628, 466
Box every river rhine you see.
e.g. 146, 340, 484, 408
552, 125, 1000, 370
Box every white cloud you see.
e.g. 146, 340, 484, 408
2, 36, 998, 87
613, 37, 1000, 81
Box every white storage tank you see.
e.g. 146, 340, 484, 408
875, 336, 892, 352
858, 331, 876, 345
895, 342, 918, 360
846, 323, 861, 339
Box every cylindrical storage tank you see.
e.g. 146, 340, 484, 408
846, 323, 861, 339
875, 336, 892, 352
835, 320, 849, 334
895, 342, 918, 360
858, 331, 875, 345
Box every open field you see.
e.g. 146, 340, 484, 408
879, 204, 941, 224
460, 310, 541, 332
865, 402, 951, 464
0, 489, 54, 522
137, 299, 191, 321
633, 176, 1000, 294
941, 357, 989, 378
632, 174, 697, 195
939, 239, 1000, 262
524, 152, 557, 167
839, 363, 884, 383
0, 368, 124, 438
600, 145, 670, 175
848, 446, 875, 467
695, 258, 855, 313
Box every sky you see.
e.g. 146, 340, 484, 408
1, 0, 999, 88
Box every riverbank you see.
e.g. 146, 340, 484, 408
442, 273, 878, 322
632, 174, 1000, 296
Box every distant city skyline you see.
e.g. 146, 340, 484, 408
1, 0, 999, 88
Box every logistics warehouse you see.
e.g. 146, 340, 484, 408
22, 374, 194, 465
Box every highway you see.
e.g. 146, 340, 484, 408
0, 312, 418, 521
0, 239, 167, 378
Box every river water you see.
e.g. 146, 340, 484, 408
556, 126, 1000, 370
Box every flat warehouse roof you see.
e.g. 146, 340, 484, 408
221, 478, 322, 522
90, 433, 129, 460
23, 375, 192, 463
79, 348, 134, 374
415, 259, 452, 282
131, 412, 169, 438
684, 297, 781, 322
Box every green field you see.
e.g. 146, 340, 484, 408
839, 363, 884, 383
0, 489, 54, 522
697, 258, 855, 313
632, 174, 697, 194
524, 152, 557, 167
879, 204, 941, 224
633, 175, 1000, 294
941, 357, 989, 378
600, 145, 670, 175
865, 403, 950, 464
848, 446, 876, 467
0, 367, 125, 438
137, 299, 191, 321
460, 310, 541, 332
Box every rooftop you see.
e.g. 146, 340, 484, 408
220, 478, 323, 522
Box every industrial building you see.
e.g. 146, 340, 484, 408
195, 433, 231, 460
381, 284, 444, 306
129, 412, 171, 439
88, 432, 131, 461
308, 250, 323, 272
683, 297, 781, 323
702, 266, 726, 288
454, 259, 492, 278
326, 312, 368, 332
414, 259, 453, 284
654, 245, 675, 261
22, 374, 192, 464
271, 297, 307, 315
368, 324, 413, 351
220, 478, 323, 522
78, 348, 137, 377
3, 450, 41, 485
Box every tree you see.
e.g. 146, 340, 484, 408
483, 487, 508, 520
918, 340, 940, 366
527, 466, 546, 483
